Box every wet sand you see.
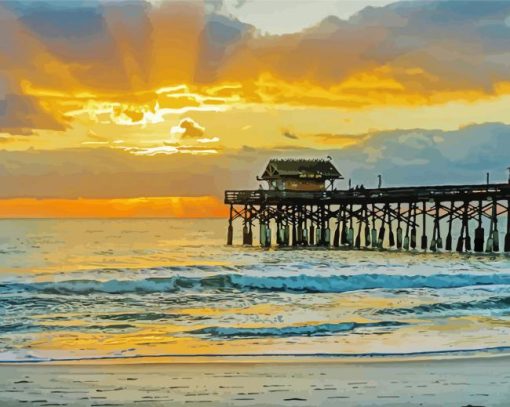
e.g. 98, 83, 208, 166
1, 356, 509, 406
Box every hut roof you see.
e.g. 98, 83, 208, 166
260, 158, 343, 180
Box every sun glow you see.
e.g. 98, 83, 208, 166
0, 197, 227, 218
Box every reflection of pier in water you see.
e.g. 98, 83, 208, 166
224, 159, 510, 253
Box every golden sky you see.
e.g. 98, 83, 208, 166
1, 0, 510, 216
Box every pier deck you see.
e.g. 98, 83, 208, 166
225, 183, 510, 205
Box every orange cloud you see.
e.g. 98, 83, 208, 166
171, 117, 205, 138
313, 133, 366, 147
3, 0, 510, 137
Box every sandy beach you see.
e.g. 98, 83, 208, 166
1, 356, 509, 406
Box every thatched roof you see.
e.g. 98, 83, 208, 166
259, 159, 342, 180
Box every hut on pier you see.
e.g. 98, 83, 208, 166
257, 158, 343, 191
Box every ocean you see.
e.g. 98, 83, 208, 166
1, 218, 510, 363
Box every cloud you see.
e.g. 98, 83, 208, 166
313, 133, 365, 147
282, 130, 298, 140
0, 122, 508, 198
3, 1, 510, 135
197, 136, 220, 143
87, 130, 108, 142
0, 94, 68, 135
170, 117, 206, 139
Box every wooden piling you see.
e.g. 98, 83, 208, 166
388, 205, 395, 247
421, 201, 428, 251
506, 199, 510, 252
348, 204, 354, 247
403, 203, 411, 250
364, 205, 370, 248
227, 205, 234, 245
486, 200, 494, 253
456, 202, 467, 253
411, 204, 417, 249
396, 203, 403, 249
493, 201, 500, 252
465, 201, 472, 251
371, 203, 377, 248
474, 200, 484, 252
430, 203, 439, 252
446, 202, 454, 251
378, 205, 386, 249
355, 212, 362, 249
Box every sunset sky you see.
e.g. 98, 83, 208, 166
1, 0, 510, 217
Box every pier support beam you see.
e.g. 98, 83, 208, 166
446, 202, 454, 251
506, 199, 510, 252
403, 203, 411, 250
242, 205, 250, 246
355, 212, 362, 249
396, 203, 402, 249
309, 207, 315, 246
421, 201, 428, 251
333, 207, 341, 248
430, 203, 439, 252
493, 202, 500, 252
227, 205, 234, 245
364, 206, 371, 248
486, 204, 494, 253
347, 204, 354, 248
411, 204, 417, 250
457, 202, 467, 253
474, 200, 484, 252
371, 204, 377, 249
388, 206, 395, 248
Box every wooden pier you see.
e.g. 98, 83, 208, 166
224, 159, 510, 253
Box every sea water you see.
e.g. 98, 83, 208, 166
0, 218, 510, 363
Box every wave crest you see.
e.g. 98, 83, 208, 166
2, 273, 510, 295
376, 296, 510, 316
190, 321, 407, 338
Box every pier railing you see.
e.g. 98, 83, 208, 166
225, 183, 510, 205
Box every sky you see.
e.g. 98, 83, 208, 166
1, 0, 510, 217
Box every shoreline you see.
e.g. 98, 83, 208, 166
3, 348, 510, 366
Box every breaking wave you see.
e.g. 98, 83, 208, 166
3, 273, 510, 295
375, 296, 510, 316
190, 321, 407, 338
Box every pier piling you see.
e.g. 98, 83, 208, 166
421, 201, 428, 251
506, 199, 510, 252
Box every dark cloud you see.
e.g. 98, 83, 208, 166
282, 131, 298, 140
0, 94, 68, 135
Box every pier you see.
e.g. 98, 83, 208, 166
224, 159, 510, 253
